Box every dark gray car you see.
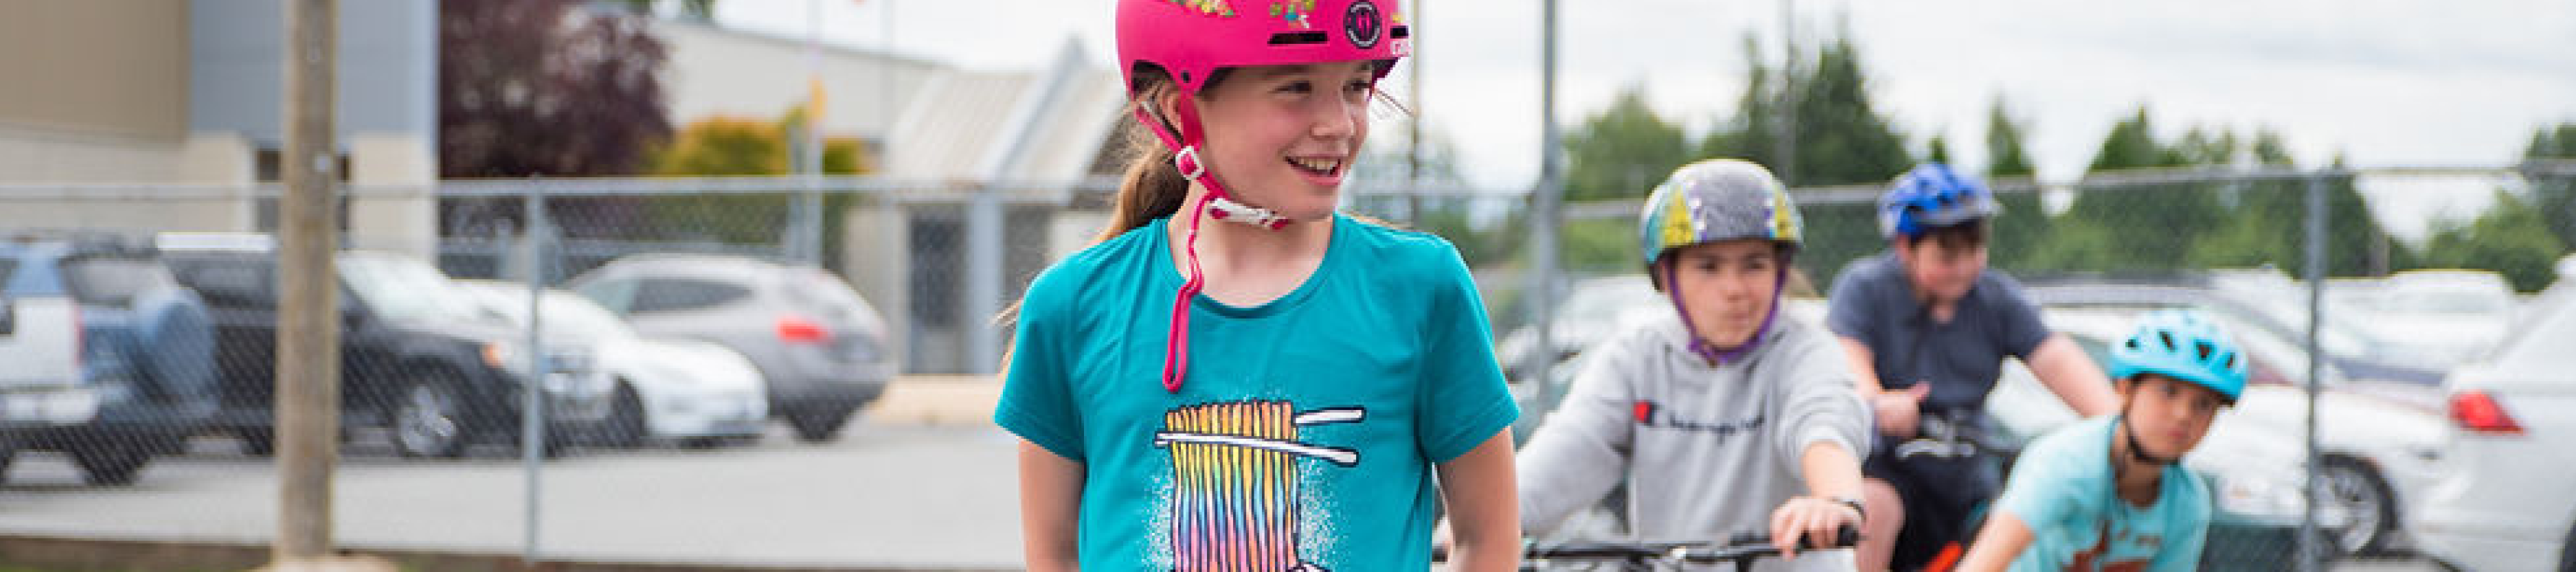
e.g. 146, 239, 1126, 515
567, 254, 893, 442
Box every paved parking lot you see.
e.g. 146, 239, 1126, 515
0, 377, 2448, 571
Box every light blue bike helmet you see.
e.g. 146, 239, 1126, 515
2107, 309, 2248, 404
1877, 162, 2000, 239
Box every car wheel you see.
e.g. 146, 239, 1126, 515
787, 405, 855, 443
71, 443, 151, 486
2318, 458, 2395, 555
598, 384, 648, 450
392, 375, 469, 459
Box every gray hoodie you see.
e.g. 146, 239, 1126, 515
1516, 308, 1871, 571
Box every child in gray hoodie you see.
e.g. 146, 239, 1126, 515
1517, 159, 1873, 571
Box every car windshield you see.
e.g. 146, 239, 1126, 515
2488, 286, 2576, 367
475, 288, 631, 339
61, 257, 179, 306
339, 255, 487, 324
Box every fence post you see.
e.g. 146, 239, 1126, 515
2300, 168, 2329, 571
521, 179, 550, 564
964, 183, 1005, 376
274, 0, 341, 562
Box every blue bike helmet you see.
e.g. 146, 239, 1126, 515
1638, 159, 1805, 266
1878, 163, 2000, 239
2107, 309, 2248, 404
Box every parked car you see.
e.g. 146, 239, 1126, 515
2349, 270, 2518, 367
456, 281, 768, 448
0, 231, 217, 485
1494, 274, 1663, 382
2407, 282, 2576, 572
2025, 282, 2449, 386
567, 254, 892, 442
159, 236, 612, 458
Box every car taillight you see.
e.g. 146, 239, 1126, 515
2449, 390, 2524, 435
777, 316, 831, 344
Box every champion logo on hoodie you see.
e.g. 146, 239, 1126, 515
1630, 400, 1765, 436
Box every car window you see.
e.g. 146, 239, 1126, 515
339, 255, 486, 323
171, 259, 275, 309
575, 277, 639, 314
61, 257, 179, 306
631, 278, 749, 313
787, 268, 874, 321
0, 260, 16, 290
2490, 287, 2576, 369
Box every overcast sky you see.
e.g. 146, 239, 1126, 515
710, 0, 2576, 201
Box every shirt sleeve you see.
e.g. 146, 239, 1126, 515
1770, 329, 1872, 477
993, 268, 1086, 461
1414, 245, 1519, 464
1514, 332, 1640, 535
1824, 261, 1879, 343
1986, 274, 2052, 359
1993, 425, 2088, 536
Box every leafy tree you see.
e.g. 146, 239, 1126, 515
2031, 108, 2226, 272
2415, 192, 2565, 291
645, 111, 868, 247
1925, 135, 1952, 165
2522, 123, 2576, 249
1983, 98, 2048, 271
440, 0, 670, 177
1786, 35, 1912, 187
1562, 86, 1693, 202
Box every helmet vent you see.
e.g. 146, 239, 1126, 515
2222, 353, 2239, 369
2194, 341, 2215, 361
1269, 32, 1330, 45
2156, 332, 2178, 352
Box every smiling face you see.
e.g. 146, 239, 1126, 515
1178, 60, 1379, 221
1661, 239, 1783, 347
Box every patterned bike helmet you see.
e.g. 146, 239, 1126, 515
1878, 162, 2001, 239
1638, 159, 1805, 266
2107, 309, 2248, 404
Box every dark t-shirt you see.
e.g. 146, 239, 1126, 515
1825, 253, 2050, 413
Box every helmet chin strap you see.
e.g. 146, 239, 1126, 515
1136, 95, 1293, 393
2116, 409, 2181, 467
1662, 262, 1785, 367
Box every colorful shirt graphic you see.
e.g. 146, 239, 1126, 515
998, 214, 1517, 571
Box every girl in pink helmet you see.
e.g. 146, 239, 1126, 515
994, 1, 1522, 570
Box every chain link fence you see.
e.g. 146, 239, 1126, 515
0, 164, 2568, 569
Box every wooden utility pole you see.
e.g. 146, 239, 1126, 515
276, 0, 340, 562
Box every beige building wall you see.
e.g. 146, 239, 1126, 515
346, 133, 440, 258
0, 1, 189, 141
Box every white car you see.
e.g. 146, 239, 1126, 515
2408, 283, 2576, 572
460, 282, 769, 448
2353, 270, 2518, 367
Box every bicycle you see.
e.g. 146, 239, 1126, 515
1439, 525, 1859, 571
1886, 409, 2022, 572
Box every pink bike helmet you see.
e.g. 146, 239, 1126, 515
1119, 0, 1410, 393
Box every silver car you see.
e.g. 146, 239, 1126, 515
567, 255, 894, 442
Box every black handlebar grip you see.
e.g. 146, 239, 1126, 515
1726, 523, 1862, 549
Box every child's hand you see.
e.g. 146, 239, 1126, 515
1873, 384, 1932, 438
1767, 496, 1862, 560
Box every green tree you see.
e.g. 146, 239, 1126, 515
2415, 192, 2566, 291
646, 111, 868, 247
1562, 86, 1693, 202
1787, 35, 1912, 187
2523, 123, 2576, 249
1982, 98, 2047, 271
1925, 135, 1952, 165
2029, 108, 2226, 272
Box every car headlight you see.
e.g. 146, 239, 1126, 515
2211, 470, 2309, 520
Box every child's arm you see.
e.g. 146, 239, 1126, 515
1768, 442, 1866, 558
2025, 334, 2118, 417
1436, 430, 1522, 572
1954, 512, 2037, 572
1018, 441, 1085, 572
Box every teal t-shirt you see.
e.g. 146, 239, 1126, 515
997, 214, 1519, 571
1993, 416, 2211, 572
